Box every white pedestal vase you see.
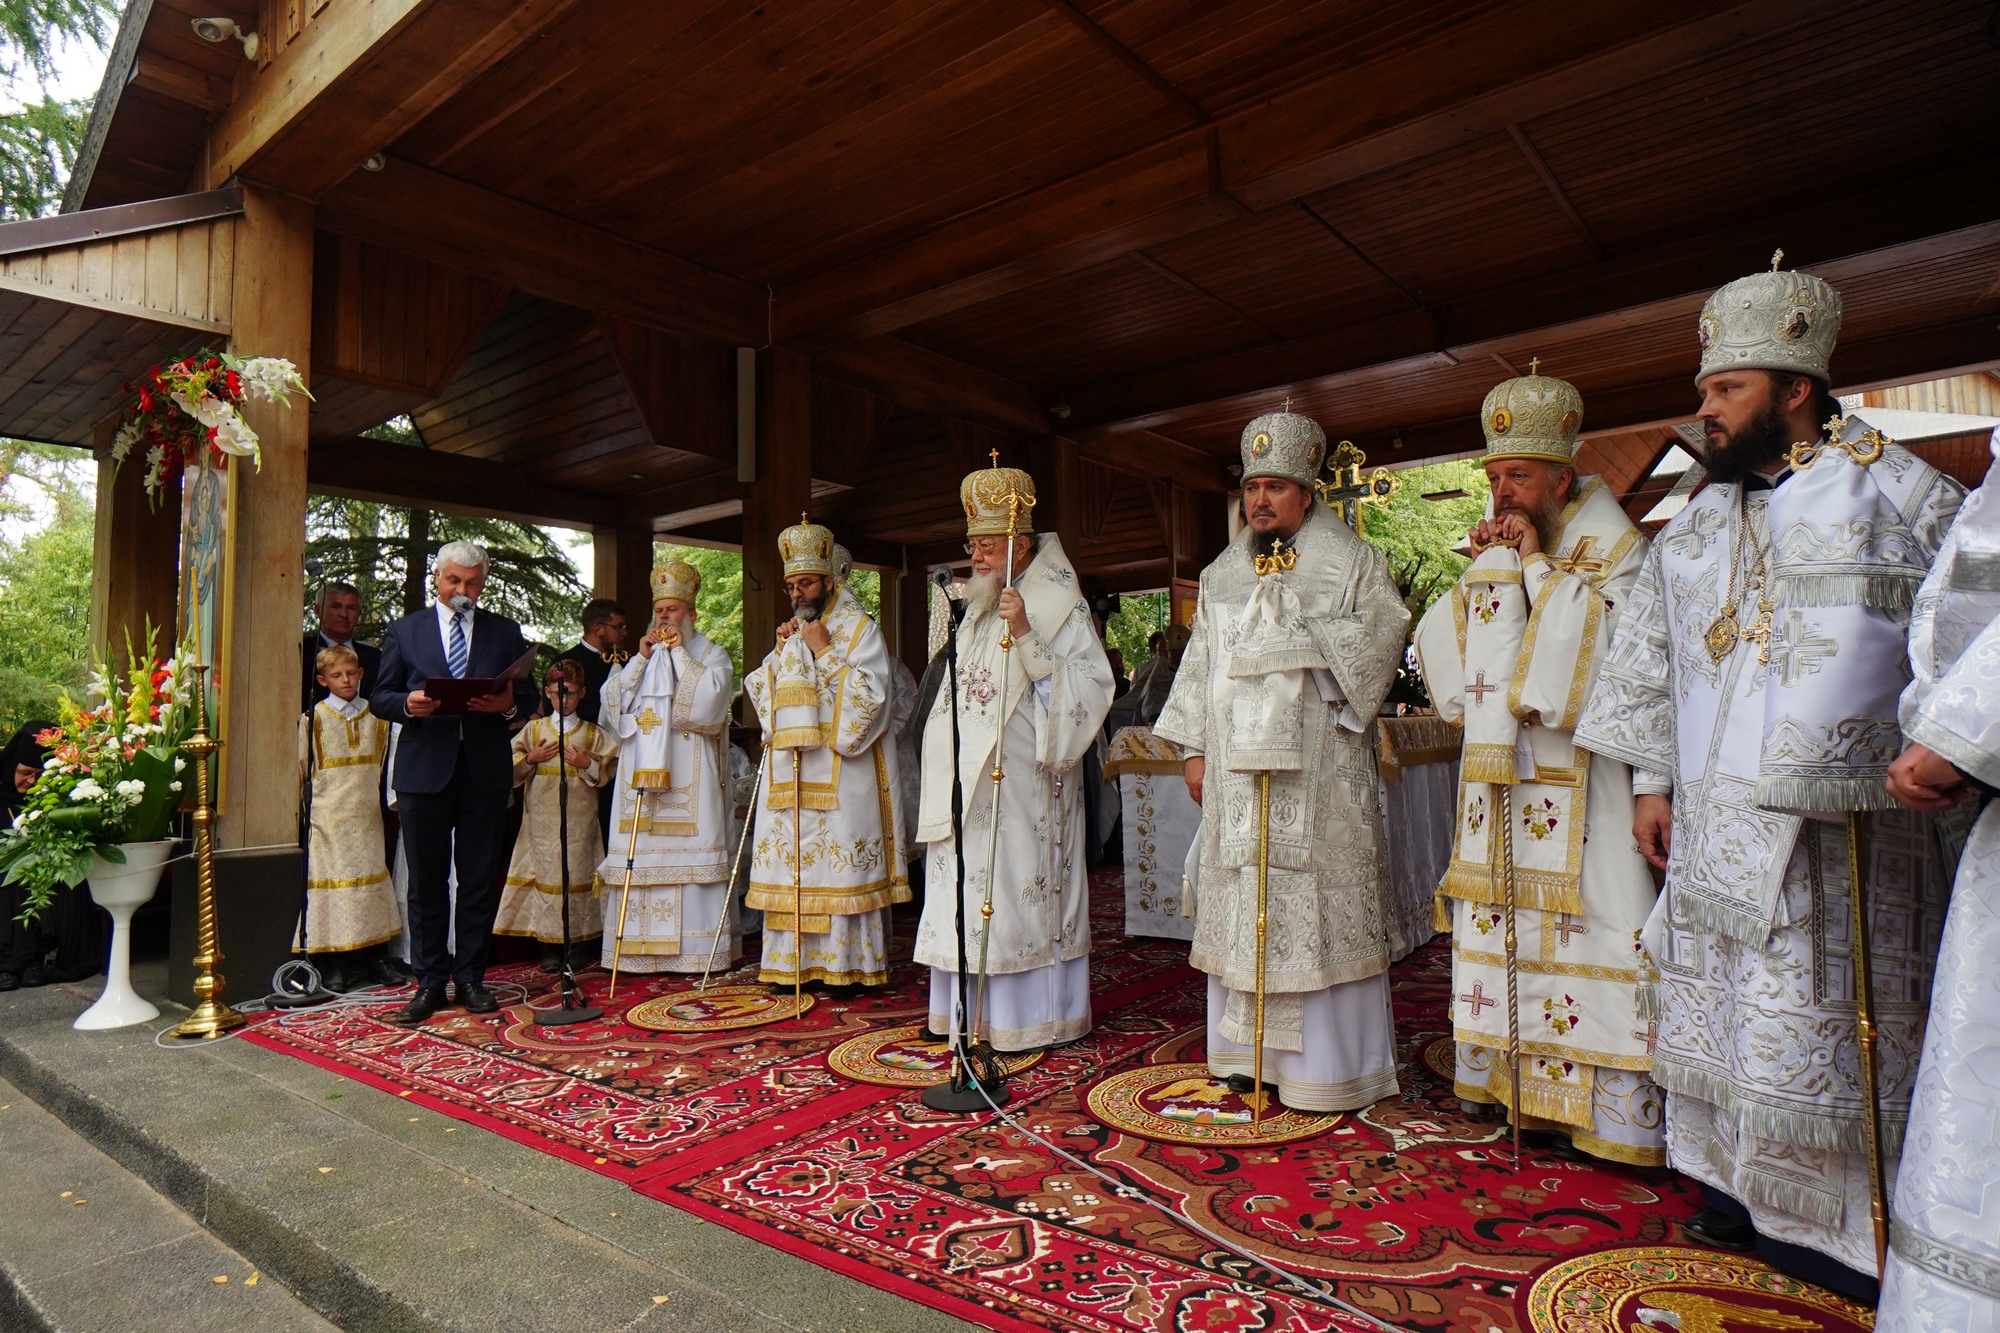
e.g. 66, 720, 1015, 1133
73, 839, 175, 1031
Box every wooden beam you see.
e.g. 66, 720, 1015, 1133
1506, 124, 1604, 261
593, 525, 655, 624
741, 348, 813, 668
206, 0, 587, 199
1066, 169, 2000, 432
622, 468, 745, 531
126, 53, 233, 113
1073, 427, 1234, 494
318, 156, 765, 345
309, 435, 611, 529
597, 314, 736, 461
776, 0, 1813, 345
1042, 1, 1210, 126
816, 337, 1051, 436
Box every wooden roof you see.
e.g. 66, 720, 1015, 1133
35, 0, 2000, 578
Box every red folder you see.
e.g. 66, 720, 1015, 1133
423, 647, 538, 715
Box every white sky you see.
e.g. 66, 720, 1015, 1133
1, 29, 110, 112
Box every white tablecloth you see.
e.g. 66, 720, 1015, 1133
1106, 727, 1198, 941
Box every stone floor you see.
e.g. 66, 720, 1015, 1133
0, 962, 977, 1333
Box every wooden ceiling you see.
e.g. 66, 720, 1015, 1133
53, 0, 2000, 582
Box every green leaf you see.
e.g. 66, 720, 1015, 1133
93, 841, 125, 865
119, 748, 178, 841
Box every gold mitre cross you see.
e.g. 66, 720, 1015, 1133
1528, 356, 1541, 376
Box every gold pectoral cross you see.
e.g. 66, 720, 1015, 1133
634, 706, 663, 734
1740, 600, 1775, 666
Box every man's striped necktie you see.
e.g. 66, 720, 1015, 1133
447, 611, 469, 678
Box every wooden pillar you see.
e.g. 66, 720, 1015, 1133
217, 183, 313, 849
594, 524, 656, 624
741, 347, 812, 669
89, 423, 181, 665
1023, 434, 1081, 560
896, 557, 932, 678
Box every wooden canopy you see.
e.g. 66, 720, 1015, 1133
26, 0, 2000, 632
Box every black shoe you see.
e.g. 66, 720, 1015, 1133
538, 947, 563, 975
1522, 1129, 1593, 1163
19, 964, 50, 988
363, 956, 411, 989
1225, 1073, 1279, 1096
917, 1026, 948, 1044
378, 954, 415, 981
320, 962, 358, 993
394, 984, 449, 1025
0, 972, 16, 992
455, 981, 499, 1014
566, 943, 599, 972
1684, 1206, 1757, 1252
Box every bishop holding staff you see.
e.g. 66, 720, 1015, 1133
745, 519, 907, 988
1575, 260, 1963, 1299
1412, 370, 1664, 1165
595, 561, 738, 974
1153, 410, 1409, 1112
916, 463, 1114, 1050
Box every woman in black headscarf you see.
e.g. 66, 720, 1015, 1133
0, 720, 100, 989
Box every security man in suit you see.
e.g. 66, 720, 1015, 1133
371, 541, 538, 1023
301, 580, 382, 711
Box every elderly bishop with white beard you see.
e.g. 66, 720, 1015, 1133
1153, 409, 1410, 1112
916, 461, 1115, 1052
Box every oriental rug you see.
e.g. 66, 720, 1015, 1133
241, 872, 1792, 1333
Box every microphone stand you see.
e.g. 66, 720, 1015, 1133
534, 677, 602, 1026
922, 569, 1009, 1112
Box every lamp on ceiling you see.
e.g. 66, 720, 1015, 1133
191, 16, 259, 60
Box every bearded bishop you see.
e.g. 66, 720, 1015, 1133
915, 464, 1114, 1051
745, 518, 907, 987
595, 561, 739, 972
1413, 370, 1663, 1165
1575, 262, 1963, 1298
1153, 410, 1409, 1112
1879, 427, 2000, 1331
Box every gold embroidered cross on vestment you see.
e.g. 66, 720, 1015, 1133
634, 706, 663, 735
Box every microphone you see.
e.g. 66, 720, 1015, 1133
447, 594, 474, 614
933, 564, 968, 625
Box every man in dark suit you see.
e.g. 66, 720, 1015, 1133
558, 596, 629, 842
301, 581, 382, 711
370, 541, 538, 1023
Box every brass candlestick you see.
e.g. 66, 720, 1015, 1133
171, 662, 244, 1039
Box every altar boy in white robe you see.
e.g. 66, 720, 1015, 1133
1880, 426, 2000, 1332
916, 462, 1114, 1051
1412, 368, 1663, 1165
595, 561, 739, 974
745, 519, 908, 988
1154, 408, 1409, 1112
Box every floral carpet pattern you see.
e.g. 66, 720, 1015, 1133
244, 872, 1714, 1332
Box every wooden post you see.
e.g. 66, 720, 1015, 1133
1024, 435, 1082, 560
741, 347, 812, 669
897, 555, 932, 679
594, 524, 656, 624
89, 421, 181, 666
217, 182, 313, 850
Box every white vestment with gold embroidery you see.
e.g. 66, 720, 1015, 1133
1413, 478, 1664, 1163
298, 700, 399, 952
916, 534, 1113, 1050
746, 584, 908, 987
495, 714, 617, 944
1154, 503, 1408, 1112
594, 628, 736, 973
1576, 428, 1963, 1274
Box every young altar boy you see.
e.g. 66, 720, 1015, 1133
495, 659, 618, 972
299, 644, 402, 991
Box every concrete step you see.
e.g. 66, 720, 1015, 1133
0, 1075, 337, 1333
0, 963, 974, 1333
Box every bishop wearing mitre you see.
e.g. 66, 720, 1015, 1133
1153, 409, 1409, 1112
745, 517, 907, 988
1412, 369, 1663, 1165
595, 560, 739, 973
1575, 260, 1962, 1299
915, 461, 1114, 1051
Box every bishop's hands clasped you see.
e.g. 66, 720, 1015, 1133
1470, 511, 1541, 558
638, 621, 681, 660
775, 616, 832, 653
1887, 742, 1969, 811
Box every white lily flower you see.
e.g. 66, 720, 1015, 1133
173, 756, 186, 773
115, 779, 146, 797
169, 781, 183, 793
70, 779, 104, 801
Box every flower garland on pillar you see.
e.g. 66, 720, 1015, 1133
108, 351, 311, 504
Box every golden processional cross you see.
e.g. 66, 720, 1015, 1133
1313, 440, 1401, 535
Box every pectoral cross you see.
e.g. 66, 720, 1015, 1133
1739, 600, 1776, 667
1766, 608, 1839, 687
1460, 981, 1497, 1016
1465, 670, 1498, 706
1553, 914, 1589, 947
1631, 1021, 1658, 1056
634, 706, 663, 735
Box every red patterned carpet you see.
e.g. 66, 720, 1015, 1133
243, 871, 1712, 1333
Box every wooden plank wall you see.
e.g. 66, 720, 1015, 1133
0, 217, 236, 334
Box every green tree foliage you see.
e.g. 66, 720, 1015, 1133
0, 0, 115, 84
1358, 458, 1489, 622
1100, 592, 1168, 681
0, 442, 93, 736
0, 93, 84, 218
306, 495, 592, 647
